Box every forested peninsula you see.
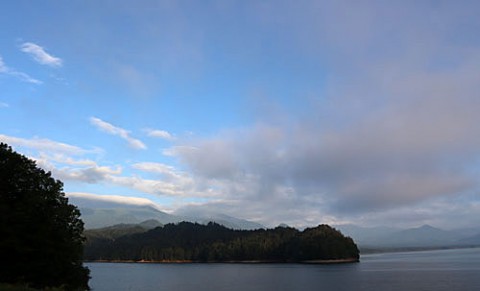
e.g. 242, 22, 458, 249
84, 222, 359, 263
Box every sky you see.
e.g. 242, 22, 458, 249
1, 0, 480, 229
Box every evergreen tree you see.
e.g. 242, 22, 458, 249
85, 221, 359, 263
0, 143, 90, 290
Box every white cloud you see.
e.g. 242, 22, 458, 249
58, 166, 122, 184
132, 162, 176, 176
1, 134, 209, 208
144, 128, 174, 140
20, 42, 63, 67
2, 133, 200, 199
0, 102, 9, 108
35, 153, 188, 196
39, 153, 98, 167
53, 160, 197, 197
32, 152, 121, 184
0, 134, 97, 155
36, 159, 120, 184
0, 55, 42, 84
90, 117, 147, 150
0, 135, 119, 184
132, 162, 195, 186
66, 192, 161, 209
107, 175, 187, 197
0, 56, 7, 73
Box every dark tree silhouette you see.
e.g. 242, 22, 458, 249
0, 143, 90, 290
85, 222, 360, 263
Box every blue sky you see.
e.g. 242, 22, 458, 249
1, 1, 480, 228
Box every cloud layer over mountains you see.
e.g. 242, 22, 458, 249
2, 1, 480, 228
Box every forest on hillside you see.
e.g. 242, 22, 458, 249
84, 222, 359, 263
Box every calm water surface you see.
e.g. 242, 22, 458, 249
86, 247, 480, 291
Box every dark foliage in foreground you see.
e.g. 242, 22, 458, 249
0, 143, 90, 290
85, 221, 359, 262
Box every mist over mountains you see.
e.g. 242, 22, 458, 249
70, 194, 479, 250
70, 194, 264, 230
335, 224, 480, 250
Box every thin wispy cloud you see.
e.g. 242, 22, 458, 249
133, 162, 176, 175
0, 55, 42, 84
144, 128, 174, 140
0, 102, 9, 108
8, 71, 43, 84
90, 117, 147, 150
20, 42, 63, 67
0, 56, 6, 73
0, 134, 96, 155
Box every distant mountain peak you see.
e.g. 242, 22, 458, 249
415, 224, 443, 231
75, 194, 264, 230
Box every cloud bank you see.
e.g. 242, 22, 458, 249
67, 192, 161, 210
164, 1, 480, 227
3, 1, 479, 229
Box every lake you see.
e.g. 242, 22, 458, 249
86, 247, 480, 291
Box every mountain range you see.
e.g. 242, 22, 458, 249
69, 195, 264, 230
335, 224, 480, 250
69, 195, 479, 250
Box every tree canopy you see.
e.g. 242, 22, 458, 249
85, 221, 359, 263
0, 143, 90, 290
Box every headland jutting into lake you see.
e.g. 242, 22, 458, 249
84, 222, 359, 264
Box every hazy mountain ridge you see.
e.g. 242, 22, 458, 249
179, 213, 265, 230
71, 195, 479, 249
71, 195, 264, 230
459, 233, 480, 245
335, 224, 480, 250
79, 206, 179, 229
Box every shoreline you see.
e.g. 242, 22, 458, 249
85, 257, 359, 264
301, 258, 359, 264
360, 245, 480, 255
